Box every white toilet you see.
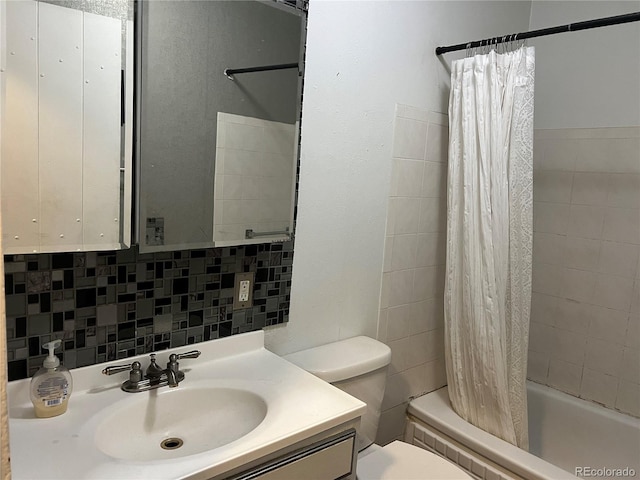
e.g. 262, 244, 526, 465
284, 336, 472, 480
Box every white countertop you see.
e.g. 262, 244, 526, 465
7, 331, 366, 479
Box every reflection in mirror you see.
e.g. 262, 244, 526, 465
213, 113, 296, 246
137, 0, 305, 252
1, 0, 133, 254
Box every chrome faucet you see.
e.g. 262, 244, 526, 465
102, 350, 201, 393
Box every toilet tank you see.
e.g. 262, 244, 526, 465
284, 336, 392, 451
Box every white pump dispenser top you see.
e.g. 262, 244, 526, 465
42, 339, 61, 369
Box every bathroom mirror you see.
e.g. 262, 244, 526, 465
1, 0, 134, 254
136, 0, 306, 252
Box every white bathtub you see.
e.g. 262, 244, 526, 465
405, 382, 640, 480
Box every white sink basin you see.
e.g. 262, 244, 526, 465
94, 387, 267, 461
8, 331, 366, 479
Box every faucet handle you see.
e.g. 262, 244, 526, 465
102, 361, 142, 376
175, 350, 201, 360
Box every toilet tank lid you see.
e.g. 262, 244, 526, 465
283, 336, 391, 383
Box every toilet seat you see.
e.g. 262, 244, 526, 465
356, 441, 473, 480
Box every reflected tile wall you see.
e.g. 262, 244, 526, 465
5, 243, 293, 380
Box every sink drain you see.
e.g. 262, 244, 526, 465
160, 437, 184, 450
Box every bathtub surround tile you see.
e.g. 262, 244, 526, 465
387, 304, 413, 342
567, 205, 605, 240
616, 381, 640, 417
383, 237, 394, 273
607, 174, 640, 208
587, 306, 630, 345
535, 138, 577, 172
376, 402, 409, 446
389, 197, 422, 235
392, 117, 428, 160
401, 364, 428, 400
570, 173, 608, 206
591, 274, 634, 311
388, 269, 415, 307
574, 138, 640, 174
561, 268, 597, 303
4, 243, 293, 380
387, 337, 412, 375
425, 123, 448, 164
533, 170, 573, 204
393, 159, 424, 198
380, 273, 390, 309
530, 292, 559, 327
418, 199, 446, 234
625, 314, 640, 349
527, 349, 550, 383
598, 242, 639, 278
413, 265, 444, 303
533, 202, 571, 235
379, 107, 450, 434
620, 348, 640, 384
415, 328, 444, 364
381, 372, 409, 411
584, 338, 623, 377
547, 358, 582, 396
603, 208, 640, 245
528, 323, 555, 355
530, 128, 639, 416
532, 263, 565, 295
395, 104, 430, 123
377, 308, 389, 344
422, 357, 447, 393
552, 328, 588, 365
555, 299, 593, 333
421, 162, 447, 199
580, 368, 618, 408
390, 234, 418, 272
533, 233, 566, 266
415, 233, 446, 268
631, 281, 640, 314
562, 237, 600, 271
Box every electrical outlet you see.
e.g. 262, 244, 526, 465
233, 272, 254, 310
239, 280, 250, 302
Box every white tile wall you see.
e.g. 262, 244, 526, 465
214, 112, 295, 244
529, 127, 640, 418
376, 105, 449, 445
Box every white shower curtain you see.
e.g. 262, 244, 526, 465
444, 46, 535, 449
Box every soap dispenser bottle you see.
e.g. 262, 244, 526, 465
30, 340, 73, 418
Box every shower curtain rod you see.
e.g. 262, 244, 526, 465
435, 11, 640, 55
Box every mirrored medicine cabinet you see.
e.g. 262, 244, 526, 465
1, 0, 134, 255
1, 0, 306, 255
136, 0, 306, 253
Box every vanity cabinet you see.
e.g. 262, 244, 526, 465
230, 429, 356, 480
0, 0, 133, 254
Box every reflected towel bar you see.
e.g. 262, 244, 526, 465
224, 63, 299, 80
245, 228, 290, 239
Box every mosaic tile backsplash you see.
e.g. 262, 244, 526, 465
4, 242, 293, 381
